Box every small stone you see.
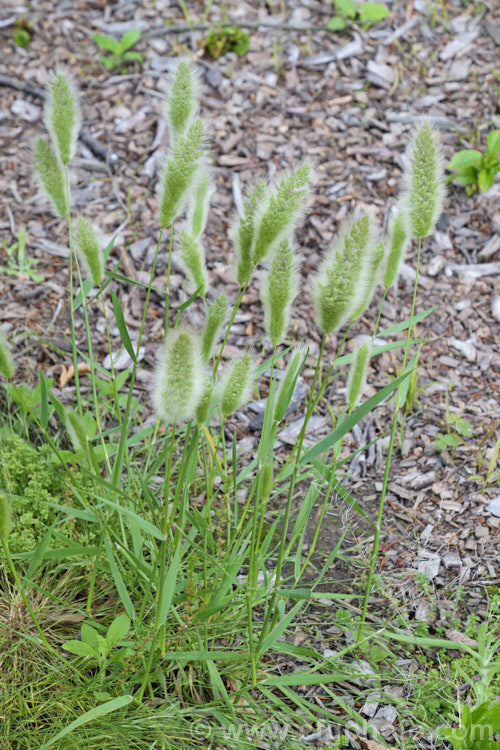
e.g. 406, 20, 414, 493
486, 496, 500, 517
11, 97, 41, 123
418, 551, 441, 580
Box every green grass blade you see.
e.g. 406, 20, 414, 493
104, 537, 135, 619
40, 695, 132, 749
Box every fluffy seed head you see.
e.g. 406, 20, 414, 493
165, 59, 199, 141
159, 119, 206, 228
311, 210, 376, 334
196, 377, 216, 424
0, 330, 15, 380
260, 239, 301, 347
65, 409, 89, 455
383, 210, 411, 289
352, 240, 385, 320
44, 69, 81, 166
231, 181, 266, 285
219, 352, 255, 418
273, 344, 307, 423
178, 230, 208, 297
187, 168, 214, 238
75, 216, 104, 286
251, 163, 312, 265
152, 327, 204, 424
33, 137, 68, 219
402, 122, 445, 239
346, 336, 372, 412
201, 295, 229, 362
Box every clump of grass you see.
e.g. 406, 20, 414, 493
0, 60, 450, 748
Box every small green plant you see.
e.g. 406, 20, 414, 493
63, 614, 133, 691
327, 0, 389, 31
447, 129, 500, 194
13, 18, 34, 47
1, 229, 43, 282
435, 386, 473, 452
198, 24, 250, 58
91, 29, 143, 72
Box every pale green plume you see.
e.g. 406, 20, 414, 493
352, 240, 385, 320
187, 169, 214, 238
231, 181, 266, 284
159, 119, 205, 228
0, 330, 15, 380
0, 493, 12, 548
152, 327, 204, 423
196, 377, 215, 425
273, 344, 307, 423
33, 137, 68, 219
311, 211, 375, 334
346, 336, 372, 412
44, 69, 81, 166
201, 295, 229, 362
178, 230, 208, 297
402, 122, 445, 239
75, 216, 104, 286
260, 239, 300, 347
65, 409, 89, 455
251, 163, 312, 265
165, 59, 199, 141
383, 210, 410, 289
219, 352, 255, 418
261, 463, 273, 501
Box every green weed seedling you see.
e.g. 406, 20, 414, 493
448, 129, 500, 195
92, 29, 143, 72
63, 614, 133, 686
435, 385, 473, 453
327, 0, 389, 32
199, 24, 250, 58
13, 18, 34, 48
1, 228, 43, 282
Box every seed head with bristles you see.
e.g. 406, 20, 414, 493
352, 240, 385, 320
33, 137, 68, 219
260, 238, 301, 347
383, 209, 411, 290
219, 352, 255, 418
159, 119, 206, 229
0, 330, 15, 380
310, 210, 377, 334
152, 327, 204, 424
201, 294, 229, 362
187, 168, 214, 238
231, 181, 266, 285
251, 162, 312, 265
178, 229, 208, 297
346, 336, 372, 412
75, 216, 104, 286
165, 59, 199, 141
402, 122, 445, 239
44, 69, 81, 166
273, 344, 307, 423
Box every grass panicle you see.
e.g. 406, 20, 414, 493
311, 209, 376, 333
201, 294, 229, 362
152, 326, 204, 423
44, 69, 81, 166
219, 352, 255, 417
178, 229, 208, 297
75, 215, 104, 286
159, 118, 206, 229
346, 336, 372, 412
231, 180, 266, 284
33, 137, 68, 219
402, 121, 446, 239
260, 238, 301, 347
383, 209, 410, 290
165, 58, 199, 141
251, 162, 312, 265
187, 168, 214, 238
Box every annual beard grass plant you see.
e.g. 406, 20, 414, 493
0, 57, 446, 748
